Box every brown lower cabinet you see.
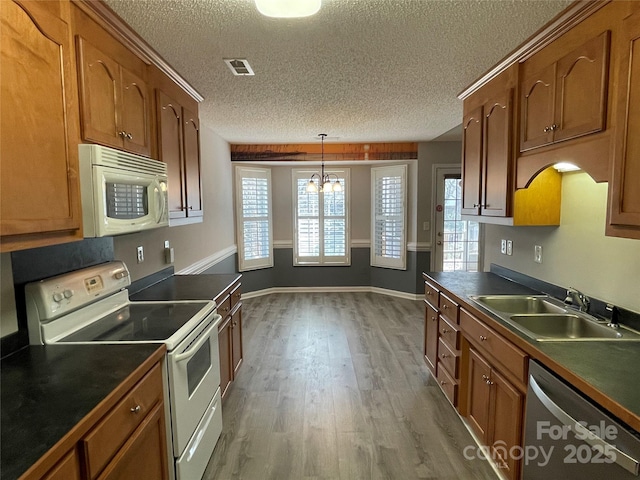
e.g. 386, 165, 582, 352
467, 348, 523, 479
217, 280, 243, 400
22, 355, 168, 480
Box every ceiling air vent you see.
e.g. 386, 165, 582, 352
224, 58, 255, 76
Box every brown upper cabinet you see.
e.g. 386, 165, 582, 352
460, 66, 560, 225
608, 10, 640, 238
77, 36, 151, 156
520, 31, 610, 152
461, 91, 513, 218
156, 91, 203, 221
0, 0, 83, 252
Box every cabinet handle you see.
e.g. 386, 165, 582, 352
232, 321, 237, 327
441, 328, 449, 334
482, 374, 489, 381
130, 405, 141, 414
188, 206, 193, 210
479, 335, 487, 341
426, 290, 431, 295
126, 133, 133, 139
441, 353, 448, 359
118, 131, 127, 138
486, 379, 494, 386
431, 316, 436, 322
543, 126, 551, 133
443, 304, 448, 309
440, 380, 447, 386
550, 124, 557, 131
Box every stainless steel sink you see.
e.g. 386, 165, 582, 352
470, 295, 566, 315
468, 294, 640, 342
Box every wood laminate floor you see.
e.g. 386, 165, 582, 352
204, 292, 498, 480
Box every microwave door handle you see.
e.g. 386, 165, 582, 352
154, 180, 165, 224
529, 375, 640, 475
173, 316, 220, 363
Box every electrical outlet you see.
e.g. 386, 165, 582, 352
507, 240, 513, 256
534, 245, 543, 263
500, 239, 507, 255
136, 246, 144, 263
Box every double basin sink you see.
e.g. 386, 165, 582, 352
468, 295, 640, 342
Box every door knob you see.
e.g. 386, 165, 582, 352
437, 241, 442, 245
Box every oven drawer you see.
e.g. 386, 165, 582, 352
82, 363, 163, 479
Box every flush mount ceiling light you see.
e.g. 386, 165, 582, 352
307, 134, 342, 194
255, 0, 321, 18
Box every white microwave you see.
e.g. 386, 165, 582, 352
79, 144, 169, 237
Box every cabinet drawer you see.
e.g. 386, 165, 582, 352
230, 283, 242, 310
82, 363, 163, 479
438, 337, 460, 378
439, 292, 459, 324
436, 362, 458, 406
460, 308, 528, 383
438, 315, 460, 350
424, 280, 440, 308
217, 294, 231, 318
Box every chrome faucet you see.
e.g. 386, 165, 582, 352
564, 287, 590, 313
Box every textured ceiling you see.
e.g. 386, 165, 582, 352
104, 0, 572, 144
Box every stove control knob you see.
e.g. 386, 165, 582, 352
63, 289, 74, 299
113, 270, 128, 280
53, 292, 64, 302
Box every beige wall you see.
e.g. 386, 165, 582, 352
114, 125, 235, 280
484, 172, 640, 312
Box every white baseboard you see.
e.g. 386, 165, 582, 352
177, 245, 237, 274
242, 285, 421, 301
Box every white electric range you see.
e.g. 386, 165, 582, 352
25, 261, 222, 480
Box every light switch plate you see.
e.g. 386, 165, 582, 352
136, 246, 144, 263
507, 240, 513, 256
534, 245, 543, 263
500, 239, 507, 255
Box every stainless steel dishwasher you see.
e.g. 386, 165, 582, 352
523, 360, 640, 479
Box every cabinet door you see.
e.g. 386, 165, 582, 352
0, 0, 81, 243
218, 316, 232, 399
460, 106, 483, 215
157, 90, 186, 218
481, 90, 512, 217
120, 67, 151, 156
554, 31, 609, 143
424, 303, 439, 374
77, 37, 121, 148
97, 403, 168, 480
489, 368, 523, 479
182, 107, 203, 217
231, 308, 243, 376
467, 349, 491, 442
610, 12, 640, 228
520, 63, 555, 151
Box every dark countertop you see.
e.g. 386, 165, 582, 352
130, 273, 241, 303
1, 344, 164, 480
423, 271, 640, 431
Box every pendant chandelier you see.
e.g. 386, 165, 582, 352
306, 134, 342, 193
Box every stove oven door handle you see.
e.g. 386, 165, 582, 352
173, 316, 219, 363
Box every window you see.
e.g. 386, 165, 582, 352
371, 165, 407, 270
442, 175, 479, 272
293, 169, 350, 265
235, 166, 273, 271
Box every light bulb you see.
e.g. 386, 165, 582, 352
306, 180, 318, 193
332, 181, 342, 192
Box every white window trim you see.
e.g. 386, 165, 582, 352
292, 168, 350, 266
371, 164, 407, 270
235, 166, 273, 272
